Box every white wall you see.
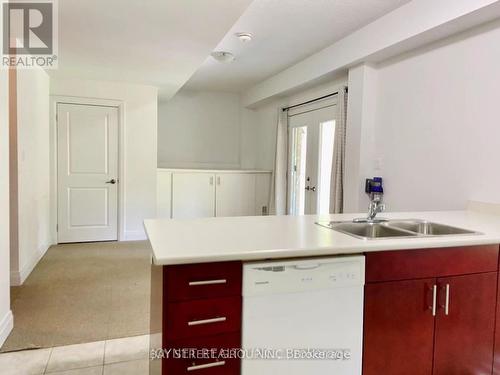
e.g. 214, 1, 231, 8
374, 20, 500, 211
11, 68, 52, 285
157, 81, 349, 174
344, 64, 379, 213
243, 0, 500, 107
244, 99, 286, 171
244, 77, 348, 171
158, 90, 241, 169
50, 78, 158, 240
0, 69, 13, 347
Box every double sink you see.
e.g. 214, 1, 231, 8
316, 219, 480, 240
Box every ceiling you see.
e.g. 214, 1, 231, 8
183, 0, 411, 93
50, 0, 253, 99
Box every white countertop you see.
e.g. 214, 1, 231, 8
144, 210, 500, 265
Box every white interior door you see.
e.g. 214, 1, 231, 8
215, 173, 256, 217
288, 103, 337, 215
57, 103, 119, 243
172, 172, 215, 219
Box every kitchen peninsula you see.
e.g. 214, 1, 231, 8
146, 207, 500, 375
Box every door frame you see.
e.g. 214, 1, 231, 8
286, 97, 338, 215
49, 96, 126, 243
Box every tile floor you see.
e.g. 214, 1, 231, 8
0, 334, 150, 375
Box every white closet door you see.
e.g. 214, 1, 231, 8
57, 103, 119, 243
216, 173, 256, 217
172, 172, 215, 219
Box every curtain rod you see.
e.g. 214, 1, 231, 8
282, 87, 348, 112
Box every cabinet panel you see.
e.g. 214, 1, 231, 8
433, 272, 496, 375
164, 296, 242, 341
254, 173, 271, 215
157, 170, 172, 218
164, 261, 242, 302
495, 271, 500, 374
172, 173, 215, 219
363, 278, 435, 375
366, 245, 499, 282
163, 332, 241, 375
215, 173, 255, 217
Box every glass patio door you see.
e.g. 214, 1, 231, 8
288, 102, 337, 215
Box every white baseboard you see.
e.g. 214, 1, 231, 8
0, 310, 13, 348
123, 230, 147, 241
10, 242, 50, 286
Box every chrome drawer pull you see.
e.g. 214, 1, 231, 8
430, 284, 437, 316
188, 279, 227, 286
187, 360, 226, 371
444, 283, 450, 316
188, 317, 227, 326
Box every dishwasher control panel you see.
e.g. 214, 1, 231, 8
243, 255, 365, 297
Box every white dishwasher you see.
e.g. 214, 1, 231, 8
242, 255, 364, 375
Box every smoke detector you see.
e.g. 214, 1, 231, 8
236, 32, 253, 42
210, 51, 235, 63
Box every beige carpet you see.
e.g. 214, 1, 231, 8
1, 241, 151, 352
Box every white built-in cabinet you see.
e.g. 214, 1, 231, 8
157, 169, 272, 219
172, 172, 216, 219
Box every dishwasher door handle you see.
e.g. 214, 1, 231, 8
294, 264, 321, 270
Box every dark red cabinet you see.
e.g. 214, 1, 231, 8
364, 245, 499, 375
151, 261, 242, 375
433, 272, 497, 375
363, 278, 435, 375
494, 269, 500, 374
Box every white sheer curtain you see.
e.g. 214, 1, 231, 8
329, 87, 348, 213
270, 109, 288, 215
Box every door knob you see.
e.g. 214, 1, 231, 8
106, 179, 117, 184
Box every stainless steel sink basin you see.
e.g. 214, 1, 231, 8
316, 219, 480, 240
387, 220, 477, 236
317, 222, 417, 240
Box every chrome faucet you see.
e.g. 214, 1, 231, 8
367, 194, 386, 221
354, 177, 387, 223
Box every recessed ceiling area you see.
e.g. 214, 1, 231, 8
49, 0, 253, 99
183, 0, 411, 93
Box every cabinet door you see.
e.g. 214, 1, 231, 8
433, 272, 497, 375
156, 170, 172, 218
215, 173, 256, 217
172, 173, 215, 219
254, 173, 271, 215
363, 278, 435, 375
494, 271, 500, 374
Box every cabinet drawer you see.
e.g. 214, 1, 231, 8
164, 262, 242, 302
163, 332, 241, 375
366, 245, 499, 283
165, 296, 241, 341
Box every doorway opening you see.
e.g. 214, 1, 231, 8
288, 100, 337, 215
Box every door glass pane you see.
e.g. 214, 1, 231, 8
318, 120, 335, 215
290, 126, 307, 215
